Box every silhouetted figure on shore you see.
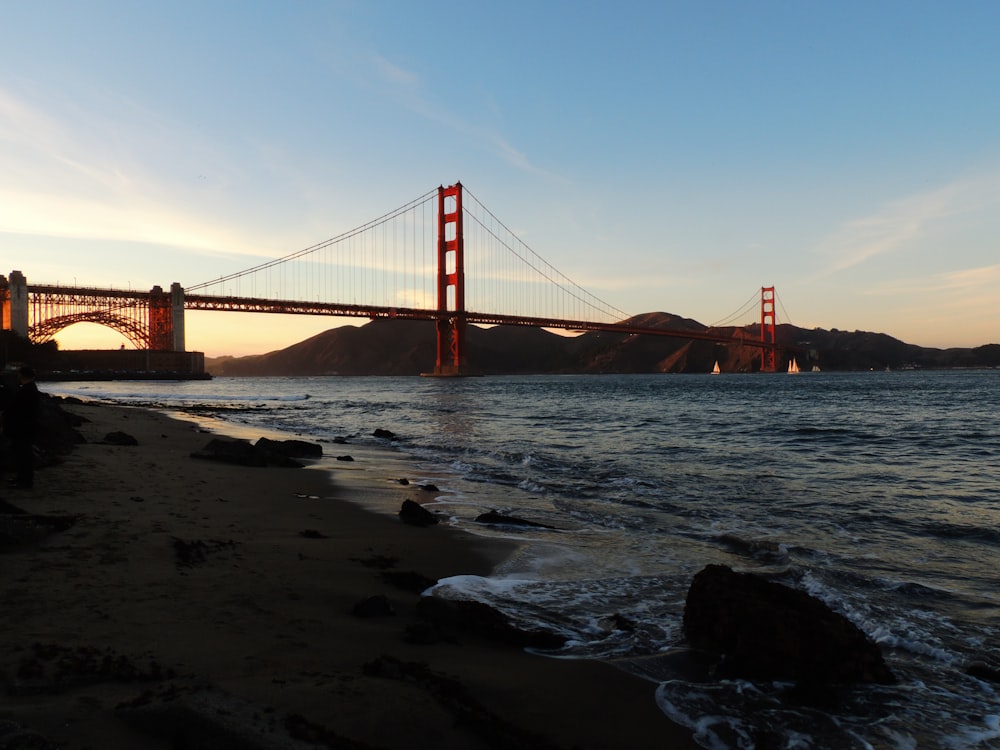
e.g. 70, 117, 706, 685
2, 366, 40, 489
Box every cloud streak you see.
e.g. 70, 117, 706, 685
816, 171, 1000, 274
0, 85, 293, 260
869, 262, 1000, 297
367, 51, 561, 179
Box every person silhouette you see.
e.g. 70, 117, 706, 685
3, 366, 40, 489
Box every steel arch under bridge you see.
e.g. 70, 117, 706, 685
1, 271, 186, 351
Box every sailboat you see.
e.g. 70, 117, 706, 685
711, 361, 721, 375
787, 357, 800, 374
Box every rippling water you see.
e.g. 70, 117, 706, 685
49, 371, 1000, 749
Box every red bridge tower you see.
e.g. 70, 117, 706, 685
760, 286, 777, 373
433, 183, 467, 376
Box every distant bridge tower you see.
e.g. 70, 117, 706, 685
760, 286, 776, 372
433, 182, 467, 376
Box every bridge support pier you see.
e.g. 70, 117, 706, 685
171, 282, 186, 351
146, 283, 187, 351
1, 270, 30, 339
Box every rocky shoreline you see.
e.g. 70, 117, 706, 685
0, 399, 699, 749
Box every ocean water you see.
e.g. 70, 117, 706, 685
48, 371, 1000, 749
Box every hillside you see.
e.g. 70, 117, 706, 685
205, 314, 1000, 377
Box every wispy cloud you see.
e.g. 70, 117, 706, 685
816, 172, 1000, 273
368, 51, 561, 179
869, 262, 1000, 296
0, 85, 281, 258
372, 54, 420, 88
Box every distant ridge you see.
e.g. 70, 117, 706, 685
206, 314, 1000, 377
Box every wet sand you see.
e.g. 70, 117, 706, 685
0, 400, 697, 749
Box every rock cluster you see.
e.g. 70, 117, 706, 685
190, 437, 322, 467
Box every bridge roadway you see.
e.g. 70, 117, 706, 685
7, 278, 783, 370
184, 293, 774, 350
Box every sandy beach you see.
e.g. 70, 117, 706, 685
0, 400, 698, 749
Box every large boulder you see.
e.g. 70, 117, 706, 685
683, 565, 894, 688
254, 437, 322, 458
190, 438, 302, 468
398, 499, 439, 527
102, 430, 139, 446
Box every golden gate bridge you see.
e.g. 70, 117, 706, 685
0, 182, 787, 374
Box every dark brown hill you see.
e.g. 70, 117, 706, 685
205, 314, 1000, 376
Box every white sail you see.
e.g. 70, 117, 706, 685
788, 357, 800, 374
711, 361, 721, 375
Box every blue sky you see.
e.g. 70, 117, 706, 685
2, 1, 998, 355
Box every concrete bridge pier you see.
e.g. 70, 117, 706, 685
0, 270, 29, 338
171, 282, 185, 352
146, 282, 186, 351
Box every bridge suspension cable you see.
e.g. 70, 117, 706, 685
462, 187, 630, 324
710, 289, 762, 328
185, 183, 633, 327
775, 290, 796, 328
186, 188, 440, 309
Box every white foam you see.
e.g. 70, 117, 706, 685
429, 574, 537, 600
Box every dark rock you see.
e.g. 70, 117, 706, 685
419, 483, 439, 493
352, 594, 395, 618
397, 478, 410, 485
336, 455, 354, 462
967, 661, 1000, 683
190, 438, 266, 466
373, 428, 397, 440
717, 532, 787, 561
599, 613, 637, 633
416, 596, 566, 650
475, 511, 557, 530
35, 396, 86, 453
103, 430, 139, 446
683, 565, 895, 687
332, 436, 349, 444
398, 499, 439, 527
254, 437, 322, 458
190, 438, 302, 468
298, 529, 328, 539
